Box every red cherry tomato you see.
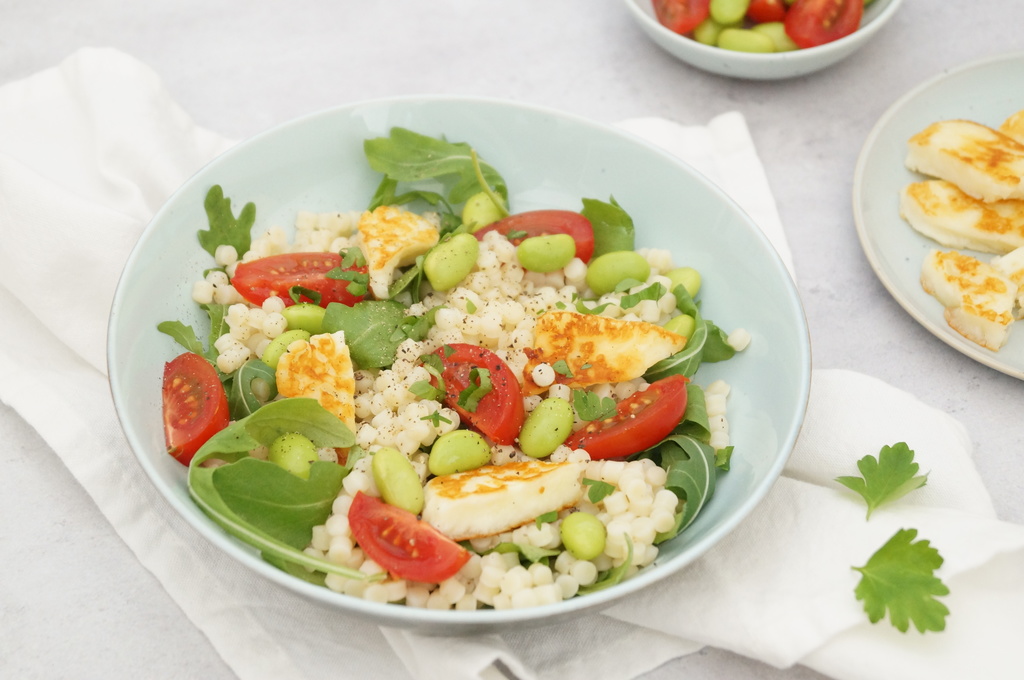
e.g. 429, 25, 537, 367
472, 210, 595, 263
231, 252, 368, 307
563, 374, 689, 460
784, 0, 863, 48
652, 0, 711, 35
348, 491, 470, 583
747, 0, 787, 23
161, 352, 230, 465
432, 343, 525, 446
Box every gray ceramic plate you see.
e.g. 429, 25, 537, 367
853, 52, 1024, 380
108, 96, 810, 633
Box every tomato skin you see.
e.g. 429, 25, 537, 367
348, 491, 470, 583
563, 374, 689, 460
747, 0, 787, 23
653, 0, 711, 35
433, 343, 525, 446
472, 210, 595, 263
784, 0, 862, 48
231, 252, 368, 307
161, 352, 230, 465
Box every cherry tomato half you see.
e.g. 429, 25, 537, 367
472, 210, 595, 263
784, 0, 862, 49
563, 374, 689, 460
348, 491, 470, 583
653, 0, 711, 35
231, 252, 368, 307
747, 0, 787, 24
432, 343, 525, 446
161, 352, 230, 465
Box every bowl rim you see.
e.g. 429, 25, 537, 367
623, 0, 904, 65
108, 94, 812, 631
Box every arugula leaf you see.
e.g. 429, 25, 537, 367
198, 185, 254, 258
391, 305, 443, 343
204, 303, 230, 360
853, 528, 950, 633
191, 397, 354, 467
189, 458, 375, 582
321, 300, 406, 369
582, 478, 616, 504
652, 434, 716, 533
836, 442, 928, 519
670, 383, 711, 442
700, 321, 737, 363
580, 197, 635, 258
227, 359, 278, 420
643, 285, 709, 381
157, 320, 206, 356
572, 389, 617, 422
368, 176, 448, 212
363, 127, 508, 205
715, 445, 734, 471
387, 254, 427, 301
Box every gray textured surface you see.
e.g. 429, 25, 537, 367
2, 1, 1021, 679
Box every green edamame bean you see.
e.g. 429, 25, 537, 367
693, 17, 726, 46
428, 430, 491, 476
665, 266, 702, 299
752, 22, 798, 52
663, 313, 696, 339
268, 432, 318, 479
281, 302, 326, 335
462, 191, 505, 232
560, 512, 607, 561
518, 397, 575, 459
709, 0, 751, 25
718, 28, 776, 53
262, 329, 311, 369
424, 233, 480, 291
371, 446, 424, 515
516, 234, 576, 273
585, 251, 651, 296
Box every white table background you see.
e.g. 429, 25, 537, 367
2, 1, 1022, 679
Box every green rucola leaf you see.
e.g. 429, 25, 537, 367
836, 442, 928, 519
853, 528, 950, 633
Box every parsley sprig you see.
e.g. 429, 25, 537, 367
836, 442, 928, 519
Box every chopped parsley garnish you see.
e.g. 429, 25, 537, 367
572, 389, 617, 422
457, 367, 492, 412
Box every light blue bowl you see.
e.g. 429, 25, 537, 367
108, 96, 810, 633
624, 0, 903, 80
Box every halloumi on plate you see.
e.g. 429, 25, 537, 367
900, 180, 1024, 254
999, 109, 1024, 145
521, 310, 687, 394
357, 205, 440, 298
921, 249, 1018, 351
906, 119, 1024, 202
991, 245, 1024, 318
275, 331, 357, 430
421, 460, 584, 540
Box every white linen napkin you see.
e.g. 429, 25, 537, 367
1, 47, 1022, 680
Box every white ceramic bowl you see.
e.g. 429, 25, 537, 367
108, 96, 810, 634
623, 0, 903, 80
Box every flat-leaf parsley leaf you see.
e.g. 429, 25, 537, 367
836, 442, 928, 519
853, 528, 950, 633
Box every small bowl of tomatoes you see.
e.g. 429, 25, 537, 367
623, 0, 904, 80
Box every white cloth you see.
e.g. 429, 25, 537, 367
1, 47, 1021, 680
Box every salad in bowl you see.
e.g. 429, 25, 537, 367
109, 97, 809, 632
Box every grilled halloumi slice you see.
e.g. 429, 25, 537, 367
521, 311, 686, 395
991, 246, 1024, 318
900, 180, 1024, 254
921, 250, 1017, 351
999, 109, 1024, 145
275, 331, 356, 430
906, 119, 1024, 202
357, 205, 440, 298
422, 460, 584, 541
